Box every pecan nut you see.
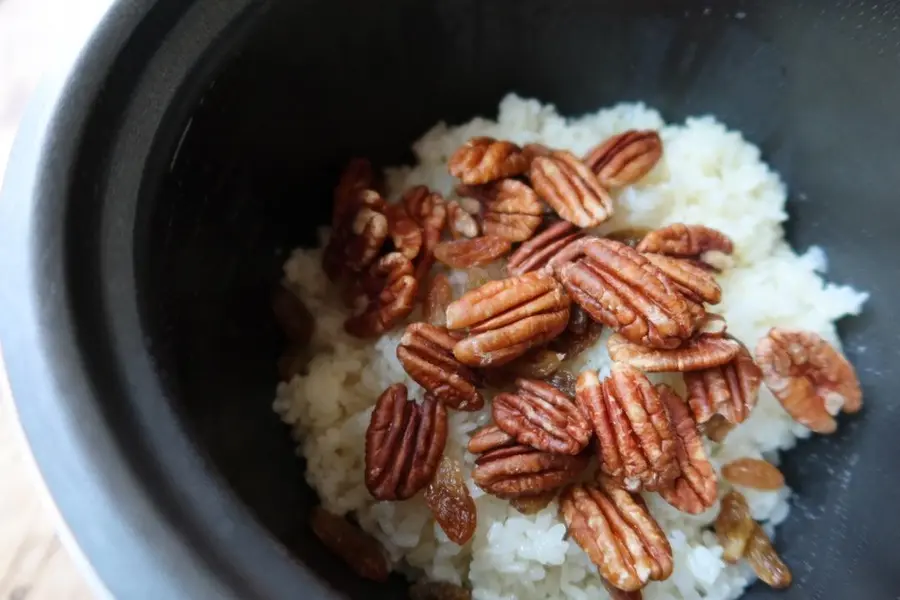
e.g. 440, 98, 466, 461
557, 238, 702, 349
364, 384, 448, 501
457, 179, 544, 242
529, 151, 614, 227
607, 331, 742, 372
446, 200, 480, 239
493, 378, 592, 455
404, 186, 448, 284
506, 220, 587, 276
409, 582, 472, 600
310, 506, 390, 582
446, 272, 571, 367
685, 342, 762, 424
656, 384, 717, 514
449, 137, 529, 185
636, 223, 734, 271
642, 253, 722, 305
433, 235, 512, 269
755, 328, 862, 434
470, 433, 589, 499
576, 366, 679, 492
467, 424, 515, 454
602, 581, 644, 600
385, 203, 424, 260
323, 190, 389, 279
584, 130, 663, 188
404, 186, 448, 233
332, 158, 379, 228
345, 253, 418, 338
560, 478, 673, 592
397, 323, 483, 411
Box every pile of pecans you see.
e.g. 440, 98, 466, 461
276, 131, 864, 597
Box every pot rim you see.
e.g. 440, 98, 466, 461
0, 1, 331, 598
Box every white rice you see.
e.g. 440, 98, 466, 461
273, 95, 868, 600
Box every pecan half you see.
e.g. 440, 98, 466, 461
332, 158, 378, 228
447, 272, 571, 367
755, 328, 862, 434
397, 323, 483, 411
405, 186, 448, 233
641, 253, 722, 305
584, 130, 663, 188
365, 384, 448, 501
607, 332, 742, 372
472, 441, 589, 499
446, 200, 480, 239
529, 151, 614, 227
685, 342, 762, 424
385, 203, 423, 260
576, 366, 679, 492
310, 506, 390, 582
656, 384, 717, 514
721, 458, 785, 491
467, 424, 515, 454
560, 478, 673, 592
449, 137, 529, 185
434, 235, 512, 269
506, 220, 587, 276
409, 581, 472, 600
423, 273, 453, 326
323, 191, 389, 279
404, 186, 448, 284
636, 224, 734, 271
602, 581, 644, 600
493, 378, 592, 455
557, 238, 701, 349
345, 253, 418, 338
457, 179, 543, 242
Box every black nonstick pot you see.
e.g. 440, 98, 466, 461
1, 0, 898, 598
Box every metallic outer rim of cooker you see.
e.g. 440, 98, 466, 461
0, 1, 332, 598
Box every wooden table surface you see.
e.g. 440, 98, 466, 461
1, 0, 110, 597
